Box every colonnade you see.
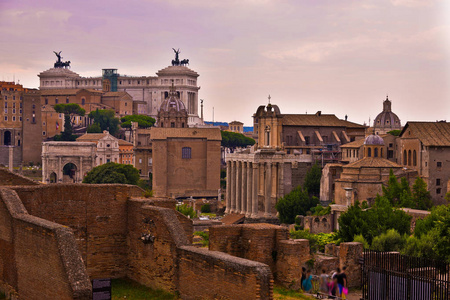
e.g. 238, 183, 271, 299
225, 160, 283, 218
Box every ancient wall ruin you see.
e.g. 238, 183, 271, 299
0, 183, 275, 299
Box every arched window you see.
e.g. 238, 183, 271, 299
408, 150, 412, 166
81, 98, 85, 105
182, 147, 191, 159
403, 150, 407, 165
368, 147, 372, 157
380, 148, 383, 158
374, 148, 378, 157
413, 150, 417, 166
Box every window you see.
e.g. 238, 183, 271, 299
148, 158, 152, 165
32, 104, 35, 109
413, 150, 417, 166
436, 179, 441, 186
305, 136, 310, 145
437, 162, 442, 168
4, 96, 6, 100
436, 188, 441, 194
13, 96, 15, 100
4, 116, 7, 121
42, 131, 46, 136
389, 143, 393, 148
374, 148, 378, 157
171, 122, 175, 128
66, 97, 69, 103
81, 98, 85, 105
4, 102, 7, 108
12, 109, 15, 114
12, 116, 15, 121
408, 150, 411, 166
182, 147, 192, 159
12, 103, 15, 108
403, 150, 407, 165
19, 117, 22, 121
368, 148, 372, 157
55, 98, 58, 104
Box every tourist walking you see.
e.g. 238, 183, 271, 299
319, 269, 329, 294
302, 270, 313, 292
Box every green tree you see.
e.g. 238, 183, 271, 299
411, 177, 432, 210
87, 123, 102, 133
382, 169, 402, 205
275, 185, 319, 224
338, 196, 411, 244
53, 104, 85, 141
304, 163, 322, 197
387, 130, 402, 136
83, 162, 140, 185
371, 229, 407, 252
121, 115, 156, 128
221, 131, 255, 150
88, 109, 120, 135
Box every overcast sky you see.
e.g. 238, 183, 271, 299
1, 0, 449, 125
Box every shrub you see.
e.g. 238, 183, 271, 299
370, 229, 407, 252
194, 231, 209, 247
200, 203, 211, 213
353, 234, 369, 249
176, 204, 197, 219
276, 185, 319, 224
290, 230, 339, 253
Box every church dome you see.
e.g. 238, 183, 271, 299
159, 82, 186, 112
373, 96, 401, 130
364, 134, 384, 145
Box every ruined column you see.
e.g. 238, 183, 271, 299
236, 161, 241, 214
225, 161, 231, 214
8, 146, 13, 172
252, 162, 259, 217
230, 161, 236, 213
264, 162, 272, 218
241, 161, 247, 214
246, 162, 252, 217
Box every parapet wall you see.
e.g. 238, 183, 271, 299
0, 168, 40, 186
0, 188, 91, 299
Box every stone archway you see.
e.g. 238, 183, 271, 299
4, 131, 11, 146
63, 163, 77, 183
50, 172, 57, 183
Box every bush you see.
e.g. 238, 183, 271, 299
290, 230, 339, 253
200, 203, 211, 213
311, 205, 331, 216
276, 185, 319, 224
176, 204, 197, 219
83, 163, 140, 185
353, 234, 369, 249
371, 229, 407, 252
194, 231, 209, 247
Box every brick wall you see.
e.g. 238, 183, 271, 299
177, 246, 273, 300
0, 188, 91, 299
339, 242, 363, 288
12, 184, 143, 279
275, 239, 311, 289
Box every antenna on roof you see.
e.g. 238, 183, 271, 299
268, 94, 271, 104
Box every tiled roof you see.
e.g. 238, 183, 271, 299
282, 114, 365, 128
340, 138, 365, 148
102, 91, 130, 97
76, 133, 106, 141
345, 157, 402, 169
401, 122, 450, 146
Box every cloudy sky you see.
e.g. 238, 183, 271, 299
0, 0, 449, 125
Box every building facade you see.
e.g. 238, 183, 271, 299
38, 53, 203, 126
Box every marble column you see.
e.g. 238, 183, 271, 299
246, 162, 252, 217
241, 162, 247, 214
264, 162, 272, 217
252, 163, 259, 217
230, 161, 236, 213
236, 161, 241, 214
271, 163, 277, 198
225, 161, 231, 214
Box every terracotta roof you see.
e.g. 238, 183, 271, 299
221, 214, 245, 225
345, 157, 403, 169
282, 114, 365, 128
118, 139, 133, 146
40, 89, 102, 96
340, 138, 365, 148
401, 122, 450, 146
76, 133, 107, 141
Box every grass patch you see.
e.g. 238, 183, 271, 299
200, 213, 216, 217
112, 278, 177, 300
273, 286, 314, 300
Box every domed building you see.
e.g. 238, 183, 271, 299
364, 133, 384, 158
157, 82, 188, 128
373, 96, 402, 135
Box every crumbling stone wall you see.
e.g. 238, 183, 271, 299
0, 188, 91, 299
301, 214, 333, 234
339, 242, 363, 288
1, 184, 274, 299
0, 168, 40, 186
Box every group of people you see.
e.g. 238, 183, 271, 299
301, 267, 348, 299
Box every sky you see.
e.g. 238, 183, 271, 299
0, 0, 449, 126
